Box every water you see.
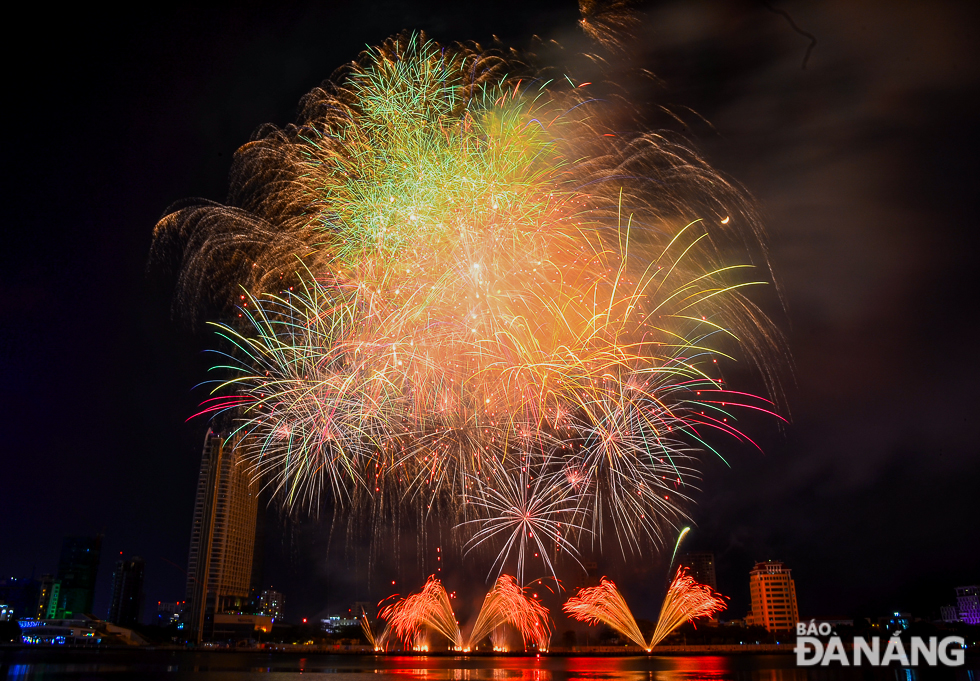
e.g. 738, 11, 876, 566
1, 651, 977, 681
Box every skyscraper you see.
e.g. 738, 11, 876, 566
956, 586, 979, 625
185, 429, 259, 642
107, 556, 145, 627
745, 560, 799, 632
54, 535, 102, 618
36, 574, 55, 619
679, 552, 718, 590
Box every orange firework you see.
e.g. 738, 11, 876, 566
467, 575, 550, 651
379, 576, 463, 650
563, 567, 726, 651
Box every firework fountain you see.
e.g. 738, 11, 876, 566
564, 567, 727, 651
378, 575, 551, 652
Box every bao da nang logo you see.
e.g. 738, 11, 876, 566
795, 621, 965, 667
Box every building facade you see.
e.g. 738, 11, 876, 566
956, 586, 979, 625
107, 556, 145, 627
54, 536, 102, 618
679, 552, 718, 590
184, 429, 259, 642
745, 561, 799, 632
258, 589, 283, 621
156, 601, 184, 626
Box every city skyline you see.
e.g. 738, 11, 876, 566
1, 0, 978, 626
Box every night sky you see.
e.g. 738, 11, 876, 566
3, 1, 978, 626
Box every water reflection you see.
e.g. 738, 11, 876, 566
0, 653, 975, 681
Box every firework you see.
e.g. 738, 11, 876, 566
156, 32, 786, 578
379, 574, 549, 652
562, 577, 646, 649
361, 610, 391, 652
379, 576, 464, 650
648, 566, 728, 648
563, 567, 726, 651
467, 574, 551, 651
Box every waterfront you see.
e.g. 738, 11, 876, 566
1, 651, 977, 681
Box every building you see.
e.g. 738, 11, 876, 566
43, 581, 61, 619
0, 603, 11, 622
744, 561, 799, 632
258, 589, 283, 621
575, 562, 600, 590
36, 575, 55, 619
353, 600, 373, 618
53, 535, 103, 618
321, 615, 359, 633
679, 552, 718, 590
107, 556, 145, 627
956, 586, 979, 625
212, 614, 273, 641
0, 577, 41, 621
184, 429, 259, 643
156, 601, 184, 626
878, 612, 911, 631
18, 615, 148, 646
940, 603, 960, 623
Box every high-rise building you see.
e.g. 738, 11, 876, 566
54, 535, 102, 618
36, 574, 55, 619
185, 429, 259, 643
107, 556, 145, 627
258, 589, 283, 621
956, 586, 979, 625
745, 561, 799, 632
679, 552, 718, 590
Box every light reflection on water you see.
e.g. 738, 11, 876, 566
1, 653, 976, 681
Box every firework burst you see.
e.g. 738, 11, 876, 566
156, 32, 786, 580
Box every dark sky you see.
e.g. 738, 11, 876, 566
2, 1, 978, 626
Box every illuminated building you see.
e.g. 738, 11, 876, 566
18, 615, 148, 646
156, 601, 184, 626
744, 561, 799, 632
36, 575, 55, 619
258, 589, 283, 620
107, 557, 145, 627
878, 612, 911, 631
321, 615, 359, 632
18, 616, 103, 645
0, 577, 40, 621
679, 552, 718, 590
184, 429, 259, 643
0, 603, 10, 622
956, 586, 979, 625
53, 536, 102, 618
212, 613, 273, 641
44, 582, 61, 619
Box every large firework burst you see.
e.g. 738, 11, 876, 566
153, 32, 785, 582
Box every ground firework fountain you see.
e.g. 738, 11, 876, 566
377, 575, 550, 652
563, 567, 727, 651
